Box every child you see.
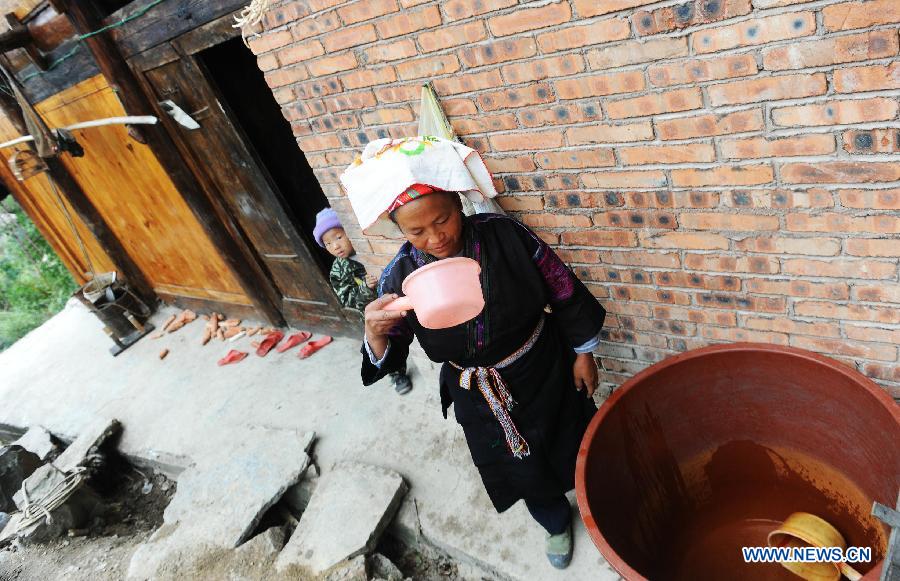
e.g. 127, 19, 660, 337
314, 207, 413, 395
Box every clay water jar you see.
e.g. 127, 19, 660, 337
576, 343, 899, 580
383, 257, 484, 329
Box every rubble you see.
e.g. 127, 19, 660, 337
12, 426, 58, 461
276, 461, 408, 575
7, 463, 99, 544
324, 554, 369, 581
53, 418, 121, 474
0, 446, 41, 512
370, 553, 404, 581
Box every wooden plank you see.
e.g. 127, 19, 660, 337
56, 0, 287, 325
174, 9, 241, 56
106, 0, 247, 58
17, 38, 100, 103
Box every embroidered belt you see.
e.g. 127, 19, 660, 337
449, 315, 545, 460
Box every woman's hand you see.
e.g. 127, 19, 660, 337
364, 294, 406, 359
573, 353, 599, 397
365, 274, 378, 289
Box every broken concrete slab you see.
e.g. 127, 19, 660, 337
126, 428, 314, 580
370, 553, 403, 581
236, 525, 286, 558
0, 446, 41, 512
8, 463, 98, 544
276, 461, 408, 575
53, 417, 121, 473
12, 426, 57, 461
324, 554, 368, 581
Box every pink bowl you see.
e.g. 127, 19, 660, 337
384, 257, 484, 329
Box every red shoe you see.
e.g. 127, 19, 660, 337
298, 336, 333, 359
276, 331, 312, 353
217, 350, 248, 366
256, 331, 284, 357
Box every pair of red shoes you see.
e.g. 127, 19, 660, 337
217, 331, 333, 366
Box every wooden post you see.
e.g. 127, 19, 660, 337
52, 0, 287, 326
0, 74, 157, 304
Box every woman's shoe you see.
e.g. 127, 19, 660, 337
545, 522, 573, 569
298, 336, 333, 359
391, 373, 412, 395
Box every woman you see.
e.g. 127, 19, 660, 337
360, 185, 606, 569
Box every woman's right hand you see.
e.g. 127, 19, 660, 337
364, 294, 406, 359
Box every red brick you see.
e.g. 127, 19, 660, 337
459, 38, 537, 67
844, 129, 900, 154
489, 2, 571, 37
653, 305, 737, 326
618, 143, 715, 165
337, 0, 398, 25
264, 66, 309, 88
303, 99, 325, 116
572, 0, 657, 17
536, 149, 615, 169
791, 336, 897, 361
701, 326, 789, 344
490, 130, 564, 152
256, 53, 279, 71
752, 0, 812, 8
501, 54, 585, 84
593, 211, 678, 229
484, 156, 537, 174
574, 265, 656, 284
762, 30, 898, 71
519, 103, 602, 128
834, 63, 900, 93
536, 19, 631, 53
672, 165, 774, 187
745, 278, 849, 300
566, 121, 653, 144
692, 12, 816, 54
823, 0, 900, 31
627, 191, 720, 208
853, 283, 900, 303
418, 21, 486, 52
656, 110, 763, 140
555, 71, 645, 99
783, 258, 896, 279
309, 114, 358, 132
521, 213, 592, 228
598, 250, 680, 268
796, 301, 900, 324
477, 84, 555, 112
634, 0, 751, 37
321, 24, 376, 52
263, 3, 309, 28
606, 88, 702, 119
291, 11, 340, 41
696, 292, 786, 311
307, 52, 358, 76
588, 37, 687, 71
787, 212, 900, 234
681, 213, 779, 231
248, 30, 292, 54
560, 230, 638, 247
295, 78, 344, 99
376, 6, 442, 39
736, 236, 840, 256
443, 98, 478, 116
290, 120, 313, 136
782, 162, 900, 184
506, 174, 581, 192
360, 107, 414, 125
582, 171, 667, 188
720, 135, 836, 159
451, 114, 518, 136
839, 189, 900, 209
846, 239, 900, 258
495, 195, 544, 212
443, 0, 516, 21
773, 98, 898, 127
745, 317, 841, 338
373, 84, 419, 104
640, 232, 729, 250
340, 66, 397, 90
325, 150, 356, 165
708, 73, 826, 106
648, 54, 758, 87
323, 91, 377, 113
363, 39, 417, 63
656, 270, 743, 291
611, 285, 692, 305
306, 0, 346, 11
432, 70, 503, 96
395, 54, 459, 81
297, 133, 341, 152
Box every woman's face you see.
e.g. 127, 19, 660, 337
393, 193, 464, 258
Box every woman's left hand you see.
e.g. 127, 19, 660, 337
573, 353, 599, 397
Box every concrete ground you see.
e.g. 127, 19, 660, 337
0, 301, 621, 580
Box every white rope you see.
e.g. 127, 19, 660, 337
13, 467, 88, 535
233, 0, 270, 46
0, 115, 158, 150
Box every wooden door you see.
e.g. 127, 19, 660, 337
129, 39, 353, 333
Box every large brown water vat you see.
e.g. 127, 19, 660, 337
576, 343, 899, 580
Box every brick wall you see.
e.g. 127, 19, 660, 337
247, 0, 900, 398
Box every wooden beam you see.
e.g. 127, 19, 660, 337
0, 69, 157, 304
53, 0, 286, 326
